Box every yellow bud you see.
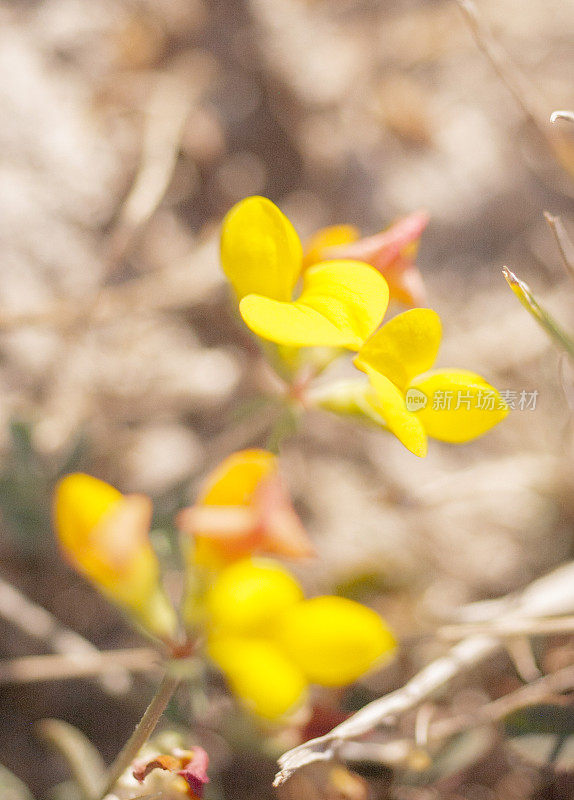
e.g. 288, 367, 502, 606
55, 473, 122, 547
206, 558, 303, 637
53, 474, 177, 641
277, 596, 396, 686
208, 636, 307, 719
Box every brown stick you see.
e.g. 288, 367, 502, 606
0, 647, 159, 685
340, 664, 574, 768
0, 576, 133, 694
275, 561, 574, 785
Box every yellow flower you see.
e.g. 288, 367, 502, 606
221, 197, 508, 456
177, 449, 314, 568
221, 196, 389, 350
205, 558, 396, 719
354, 308, 509, 457
53, 473, 178, 641
303, 211, 429, 308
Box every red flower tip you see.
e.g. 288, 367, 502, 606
133, 747, 209, 798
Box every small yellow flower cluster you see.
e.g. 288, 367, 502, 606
53, 452, 395, 720
206, 558, 395, 719
221, 196, 508, 456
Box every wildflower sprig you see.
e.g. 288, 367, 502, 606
53, 455, 394, 724
220, 196, 508, 456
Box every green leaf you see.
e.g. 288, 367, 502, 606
504, 704, 574, 772
36, 720, 106, 800
401, 727, 494, 786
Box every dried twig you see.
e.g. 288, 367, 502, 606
551, 111, 574, 125
0, 56, 218, 335
0, 233, 222, 332
275, 561, 574, 785
339, 664, 574, 769
0, 647, 159, 685
439, 614, 574, 641
0, 575, 132, 694
456, 0, 550, 146
505, 636, 541, 683
105, 71, 197, 271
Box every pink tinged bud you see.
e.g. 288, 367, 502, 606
178, 747, 210, 798
253, 472, 315, 559
53, 474, 178, 641
320, 211, 430, 308
134, 747, 210, 799
177, 449, 314, 564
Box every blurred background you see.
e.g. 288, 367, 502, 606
0, 0, 574, 797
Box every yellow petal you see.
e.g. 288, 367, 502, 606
277, 596, 396, 687
220, 196, 302, 301
206, 558, 303, 637
303, 224, 359, 269
208, 636, 307, 719
364, 368, 428, 457
409, 369, 509, 443
355, 308, 442, 391
54, 473, 122, 549
240, 260, 389, 350
197, 449, 276, 507
178, 449, 313, 566
182, 449, 275, 567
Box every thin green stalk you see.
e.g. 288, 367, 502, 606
99, 671, 180, 799
503, 266, 574, 359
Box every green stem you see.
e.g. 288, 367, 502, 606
503, 266, 574, 359
99, 670, 180, 799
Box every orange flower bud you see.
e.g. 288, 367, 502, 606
304, 211, 429, 308
177, 450, 313, 568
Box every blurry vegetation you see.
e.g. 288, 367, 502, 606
0, 0, 573, 798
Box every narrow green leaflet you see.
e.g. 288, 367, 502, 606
0, 764, 36, 800
36, 720, 106, 800
503, 267, 574, 359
